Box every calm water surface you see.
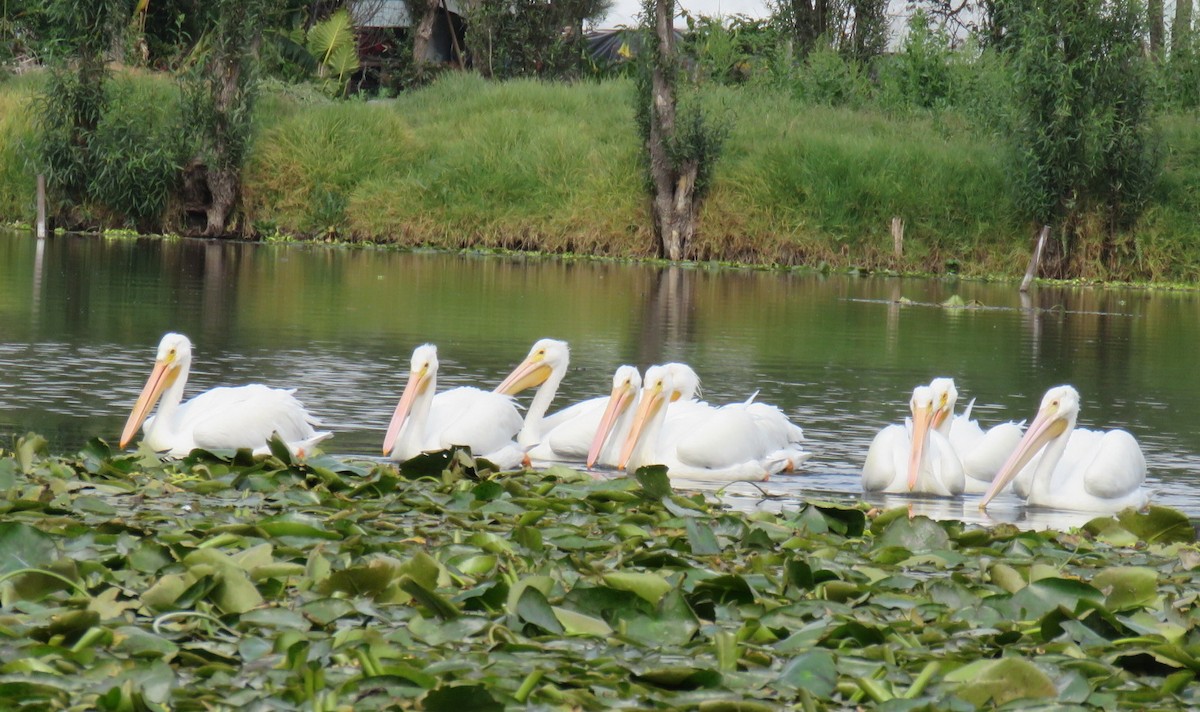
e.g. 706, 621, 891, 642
2, 230, 1198, 528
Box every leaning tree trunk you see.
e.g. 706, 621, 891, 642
204, 58, 246, 236
412, 0, 440, 64
646, 0, 697, 260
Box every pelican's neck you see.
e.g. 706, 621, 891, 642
627, 396, 669, 473
144, 363, 189, 448
398, 371, 437, 458
599, 394, 637, 465
518, 360, 567, 447
1029, 418, 1075, 500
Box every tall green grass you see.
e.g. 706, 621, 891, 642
0, 76, 37, 222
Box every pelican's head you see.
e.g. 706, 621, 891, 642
906, 385, 937, 490
979, 385, 1080, 510
929, 377, 957, 432
586, 365, 641, 469
120, 332, 193, 448
494, 338, 569, 395
663, 362, 700, 402
383, 344, 439, 456
617, 365, 673, 470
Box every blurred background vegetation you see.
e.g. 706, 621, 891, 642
1, 0, 1199, 281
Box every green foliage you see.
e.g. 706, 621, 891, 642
880, 10, 957, 110
1008, 0, 1160, 261
469, 0, 609, 80
86, 77, 185, 226
794, 45, 869, 107
684, 14, 782, 85
2, 438, 1200, 707
305, 9, 359, 97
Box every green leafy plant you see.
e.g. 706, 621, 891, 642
306, 9, 359, 97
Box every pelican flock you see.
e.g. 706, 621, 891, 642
116, 332, 1153, 513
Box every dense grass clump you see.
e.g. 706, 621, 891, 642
0, 76, 36, 222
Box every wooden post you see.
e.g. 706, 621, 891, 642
891, 216, 904, 259
1020, 225, 1050, 293
36, 174, 47, 239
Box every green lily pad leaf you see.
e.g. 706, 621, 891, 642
624, 589, 700, 646
691, 575, 756, 606
319, 557, 401, 598
516, 585, 564, 634
1092, 566, 1157, 611
785, 559, 814, 590
603, 572, 672, 605
686, 518, 721, 555
233, 543, 275, 571
949, 658, 1056, 706
876, 516, 950, 552
1010, 577, 1104, 620
240, 608, 310, 630
989, 563, 1026, 593
266, 433, 292, 465
113, 626, 179, 659
213, 568, 263, 615
813, 504, 866, 537
399, 574, 460, 620
423, 684, 503, 712
869, 506, 913, 535
88, 587, 140, 620
1115, 506, 1195, 544
0, 522, 57, 576
506, 575, 554, 614
552, 606, 613, 636
400, 551, 444, 591
17, 433, 48, 473
142, 573, 189, 611
697, 701, 777, 712
775, 649, 837, 697
633, 666, 721, 690
635, 465, 672, 500
301, 597, 356, 626
258, 519, 341, 540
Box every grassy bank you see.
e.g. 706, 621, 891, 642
3, 437, 1198, 708
4, 71, 1200, 281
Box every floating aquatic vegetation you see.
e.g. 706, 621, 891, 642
0, 434, 1197, 709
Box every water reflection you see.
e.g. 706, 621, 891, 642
3, 231, 1200, 522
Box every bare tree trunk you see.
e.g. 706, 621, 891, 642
1149, 0, 1165, 56
646, 0, 701, 260
1174, 0, 1193, 58
412, 0, 440, 64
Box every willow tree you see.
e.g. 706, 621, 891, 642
182, 0, 274, 236
1009, 0, 1159, 277
33, 0, 128, 226
635, 0, 728, 260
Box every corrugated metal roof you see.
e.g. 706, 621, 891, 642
351, 0, 464, 28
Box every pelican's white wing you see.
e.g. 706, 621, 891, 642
184, 385, 329, 455
429, 387, 523, 455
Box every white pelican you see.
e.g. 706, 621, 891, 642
979, 385, 1148, 513
383, 344, 525, 469
617, 365, 810, 482
862, 385, 965, 496
119, 332, 330, 457
493, 339, 600, 462
585, 365, 642, 469
585, 362, 746, 470
929, 378, 1024, 494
